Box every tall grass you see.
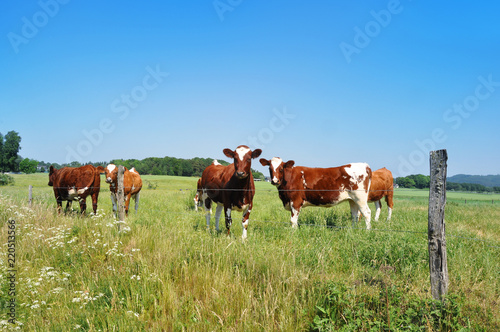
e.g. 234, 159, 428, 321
0, 174, 499, 330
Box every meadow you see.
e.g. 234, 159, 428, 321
1, 173, 499, 331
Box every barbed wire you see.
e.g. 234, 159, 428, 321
17, 185, 500, 196
170, 210, 500, 249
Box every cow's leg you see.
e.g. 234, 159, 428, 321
349, 200, 359, 227
57, 198, 64, 214
290, 201, 301, 228
203, 192, 212, 229
125, 194, 132, 216
356, 201, 371, 230
241, 203, 252, 239
134, 192, 140, 214
374, 200, 381, 221
91, 192, 99, 215
386, 192, 394, 221
110, 193, 117, 216
214, 204, 223, 232
224, 205, 232, 236
79, 196, 86, 215
64, 200, 71, 213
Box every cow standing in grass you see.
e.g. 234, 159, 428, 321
260, 158, 372, 229
104, 164, 143, 216
194, 178, 202, 212
48, 164, 104, 214
367, 167, 394, 221
200, 146, 262, 239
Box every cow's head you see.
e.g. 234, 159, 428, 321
223, 145, 262, 179
48, 165, 58, 186
260, 157, 295, 186
104, 164, 118, 184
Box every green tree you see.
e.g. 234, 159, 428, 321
396, 177, 416, 188
19, 158, 39, 174
412, 174, 430, 189
3, 131, 22, 172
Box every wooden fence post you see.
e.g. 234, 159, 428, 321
29, 185, 33, 207
117, 165, 125, 230
428, 149, 449, 302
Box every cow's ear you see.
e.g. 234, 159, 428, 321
223, 148, 235, 159
259, 158, 270, 166
49, 165, 55, 175
97, 166, 105, 174
251, 149, 262, 159
284, 160, 295, 168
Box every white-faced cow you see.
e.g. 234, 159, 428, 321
193, 178, 202, 212
367, 167, 394, 221
48, 164, 105, 214
200, 146, 262, 239
260, 158, 373, 229
104, 164, 143, 216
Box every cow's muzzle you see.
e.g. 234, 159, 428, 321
236, 172, 248, 179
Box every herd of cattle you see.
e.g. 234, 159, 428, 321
48, 145, 394, 239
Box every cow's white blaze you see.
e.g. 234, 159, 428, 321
270, 157, 283, 183
236, 146, 250, 161
106, 164, 116, 173
344, 163, 369, 191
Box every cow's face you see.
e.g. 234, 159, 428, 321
104, 164, 118, 184
223, 145, 262, 179
48, 165, 57, 186
260, 157, 294, 186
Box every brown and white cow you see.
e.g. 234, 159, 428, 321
104, 164, 143, 216
193, 178, 202, 211
48, 164, 104, 214
367, 167, 394, 221
200, 146, 262, 239
260, 158, 373, 229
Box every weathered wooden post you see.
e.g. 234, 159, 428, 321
29, 185, 33, 207
428, 149, 449, 302
117, 165, 126, 231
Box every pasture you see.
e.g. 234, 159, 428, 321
1, 173, 499, 331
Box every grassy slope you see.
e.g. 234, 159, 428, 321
0, 174, 499, 331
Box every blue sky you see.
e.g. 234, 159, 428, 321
1, 1, 499, 177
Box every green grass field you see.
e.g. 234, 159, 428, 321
1, 174, 499, 331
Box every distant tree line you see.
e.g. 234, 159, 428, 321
45, 157, 265, 180
396, 174, 500, 193
109, 156, 265, 180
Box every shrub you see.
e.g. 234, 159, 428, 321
311, 282, 474, 331
0, 173, 14, 186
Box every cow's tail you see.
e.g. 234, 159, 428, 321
81, 166, 102, 194
366, 164, 372, 193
